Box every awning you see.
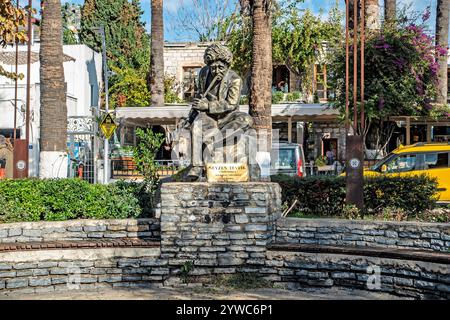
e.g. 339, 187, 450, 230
115, 103, 340, 126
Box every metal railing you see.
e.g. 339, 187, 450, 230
110, 158, 184, 179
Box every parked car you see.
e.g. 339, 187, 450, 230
364, 143, 450, 202
271, 142, 306, 177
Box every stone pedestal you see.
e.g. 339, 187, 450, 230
160, 183, 282, 273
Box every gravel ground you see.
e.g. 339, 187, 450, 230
0, 286, 408, 300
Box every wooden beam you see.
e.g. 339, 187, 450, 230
297, 122, 304, 145
406, 117, 411, 145
288, 117, 292, 143
427, 124, 432, 143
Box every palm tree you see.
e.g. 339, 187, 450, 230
150, 0, 164, 107
436, 0, 449, 105
384, 0, 396, 25
39, 0, 68, 178
241, 0, 273, 151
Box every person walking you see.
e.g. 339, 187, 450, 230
0, 135, 14, 179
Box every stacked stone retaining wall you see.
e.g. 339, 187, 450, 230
264, 248, 450, 299
0, 247, 164, 294
0, 219, 160, 243
276, 218, 450, 252
0, 182, 449, 299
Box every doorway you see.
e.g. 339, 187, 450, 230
322, 138, 338, 164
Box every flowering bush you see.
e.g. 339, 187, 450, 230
330, 17, 448, 120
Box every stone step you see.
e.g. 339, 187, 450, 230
0, 238, 161, 253
269, 243, 450, 264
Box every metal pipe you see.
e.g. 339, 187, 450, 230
353, 0, 358, 134
345, 0, 350, 133
360, 0, 365, 132
13, 0, 20, 142
25, 0, 32, 177
100, 26, 109, 184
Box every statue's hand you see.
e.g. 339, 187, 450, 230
192, 98, 208, 111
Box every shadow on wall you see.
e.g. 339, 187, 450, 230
86, 53, 100, 109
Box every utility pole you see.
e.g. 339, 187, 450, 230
345, 0, 365, 210
93, 26, 110, 184
25, 0, 32, 178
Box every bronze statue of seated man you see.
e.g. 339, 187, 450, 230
180, 44, 254, 180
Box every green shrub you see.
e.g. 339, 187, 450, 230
115, 180, 154, 217
286, 91, 302, 102
239, 95, 249, 105
0, 179, 46, 221
0, 179, 144, 223
131, 128, 165, 195
272, 91, 285, 104
272, 175, 346, 216
271, 174, 439, 217
364, 175, 438, 214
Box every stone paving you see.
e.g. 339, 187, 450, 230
0, 286, 408, 300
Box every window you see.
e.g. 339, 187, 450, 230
386, 154, 417, 173
314, 64, 328, 101
272, 148, 297, 170
425, 153, 449, 169
182, 66, 201, 101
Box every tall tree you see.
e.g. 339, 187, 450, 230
39, 0, 68, 178
170, 0, 238, 41
240, 0, 273, 151
384, 0, 396, 25
150, 0, 164, 107
365, 0, 380, 31
436, 0, 450, 105
80, 0, 149, 71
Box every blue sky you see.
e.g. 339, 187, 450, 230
36, 0, 439, 41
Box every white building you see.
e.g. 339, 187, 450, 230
0, 43, 102, 179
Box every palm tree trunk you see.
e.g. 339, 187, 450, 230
365, 0, 380, 31
249, 0, 273, 151
150, 0, 164, 107
39, 0, 68, 178
384, 0, 396, 25
436, 0, 449, 105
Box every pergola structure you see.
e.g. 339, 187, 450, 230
389, 116, 450, 144
114, 103, 340, 144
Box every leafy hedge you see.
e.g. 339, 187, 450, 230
271, 174, 439, 216
0, 179, 153, 223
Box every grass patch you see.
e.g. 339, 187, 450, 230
212, 273, 272, 290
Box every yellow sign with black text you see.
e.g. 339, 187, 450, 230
206, 163, 249, 183
100, 113, 117, 140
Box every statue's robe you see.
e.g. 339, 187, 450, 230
190, 66, 253, 168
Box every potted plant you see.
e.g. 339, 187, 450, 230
315, 156, 333, 173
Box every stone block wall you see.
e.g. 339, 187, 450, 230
0, 219, 160, 243
264, 250, 450, 299
163, 42, 209, 99
160, 183, 282, 275
311, 122, 346, 160
0, 247, 165, 294
276, 218, 450, 252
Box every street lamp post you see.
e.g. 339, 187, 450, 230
92, 26, 110, 184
